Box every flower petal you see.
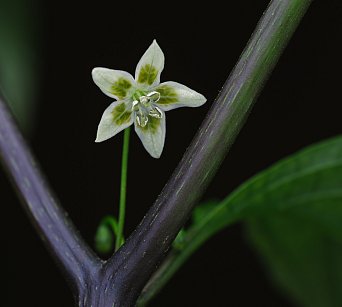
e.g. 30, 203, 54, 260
96, 101, 133, 142
154, 81, 207, 111
134, 111, 166, 158
135, 40, 165, 88
92, 67, 135, 100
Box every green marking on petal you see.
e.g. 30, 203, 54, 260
137, 64, 158, 85
112, 102, 132, 125
155, 85, 178, 105
110, 78, 132, 99
132, 89, 147, 101
139, 115, 161, 134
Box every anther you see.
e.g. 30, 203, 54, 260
149, 106, 163, 119
140, 96, 149, 105
136, 113, 148, 127
147, 91, 161, 103
132, 100, 139, 111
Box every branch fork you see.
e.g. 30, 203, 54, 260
0, 0, 312, 306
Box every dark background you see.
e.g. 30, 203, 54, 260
2, 0, 342, 306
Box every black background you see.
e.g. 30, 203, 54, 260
2, 0, 342, 306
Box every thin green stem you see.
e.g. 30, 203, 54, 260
115, 127, 130, 251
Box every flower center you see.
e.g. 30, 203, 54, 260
132, 91, 162, 127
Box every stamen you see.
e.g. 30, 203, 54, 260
132, 100, 139, 111
136, 112, 148, 127
132, 91, 162, 127
147, 91, 161, 103
149, 106, 163, 119
140, 96, 149, 105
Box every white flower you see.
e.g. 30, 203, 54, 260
92, 40, 206, 158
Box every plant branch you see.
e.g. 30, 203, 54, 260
0, 95, 102, 296
104, 0, 313, 305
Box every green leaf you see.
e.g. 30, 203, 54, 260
172, 228, 187, 251
247, 214, 342, 307
192, 200, 218, 225
138, 136, 342, 306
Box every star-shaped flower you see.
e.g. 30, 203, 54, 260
92, 40, 206, 158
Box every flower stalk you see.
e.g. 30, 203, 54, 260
115, 126, 130, 251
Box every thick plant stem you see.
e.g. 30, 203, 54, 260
104, 0, 313, 305
116, 127, 130, 251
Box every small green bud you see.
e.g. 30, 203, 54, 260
95, 224, 114, 254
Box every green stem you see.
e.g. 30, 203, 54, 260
115, 127, 130, 251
